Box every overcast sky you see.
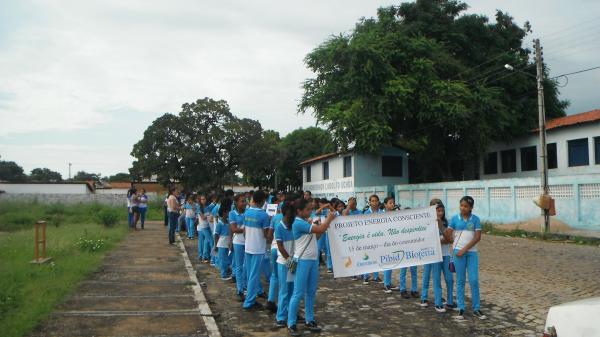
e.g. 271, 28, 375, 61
1, 0, 599, 178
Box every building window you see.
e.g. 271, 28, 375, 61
547, 143, 557, 169
501, 149, 516, 173
568, 138, 589, 167
483, 152, 498, 175
322, 161, 329, 180
595, 137, 600, 164
382, 156, 403, 177
520, 146, 537, 171
305, 166, 311, 182
343, 156, 352, 177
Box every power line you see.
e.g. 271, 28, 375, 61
549, 65, 600, 79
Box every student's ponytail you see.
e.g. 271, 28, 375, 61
282, 200, 296, 229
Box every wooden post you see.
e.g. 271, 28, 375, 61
31, 221, 52, 264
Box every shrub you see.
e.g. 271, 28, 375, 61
96, 209, 119, 227
0, 213, 37, 231
76, 234, 106, 252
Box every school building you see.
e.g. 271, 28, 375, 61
300, 146, 408, 208
301, 109, 600, 231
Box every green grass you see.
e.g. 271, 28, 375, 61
482, 221, 600, 246
145, 199, 166, 222
0, 201, 124, 232
0, 219, 128, 337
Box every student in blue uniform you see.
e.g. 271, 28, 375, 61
274, 197, 297, 328
197, 195, 212, 262
242, 190, 271, 311
210, 195, 222, 267
287, 198, 336, 336
230, 194, 247, 300
183, 196, 195, 239
382, 196, 397, 293
342, 197, 363, 216
266, 206, 284, 313
420, 199, 455, 312
214, 198, 233, 280
362, 194, 382, 284
448, 196, 486, 320
315, 198, 331, 271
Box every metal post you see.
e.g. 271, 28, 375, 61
535, 39, 550, 234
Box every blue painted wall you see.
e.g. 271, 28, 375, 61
394, 175, 600, 230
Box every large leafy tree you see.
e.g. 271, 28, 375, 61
0, 160, 26, 182
299, 0, 568, 182
131, 97, 281, 191
30, 168, 62, 182
106, 172, 131, 182
277, 127, 335, 189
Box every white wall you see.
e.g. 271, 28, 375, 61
0, 183, 90, 194
480, 122, 600, 179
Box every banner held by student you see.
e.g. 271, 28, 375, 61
328, 206, 442, 278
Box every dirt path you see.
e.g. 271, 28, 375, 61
30, 221, 216, 337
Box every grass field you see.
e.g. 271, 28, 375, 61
0, 202, 130, 337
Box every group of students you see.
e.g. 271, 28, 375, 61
164, 188, 486, 336
126, 186, 149, 230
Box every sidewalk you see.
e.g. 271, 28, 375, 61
30, 221, 217, 337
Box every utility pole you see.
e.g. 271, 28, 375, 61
68, 163, 72, 180
535, 38, 550, 235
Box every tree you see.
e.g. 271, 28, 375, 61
238, 129, 282, 189
299, 0, 568, 182
277, 127, 335, 189
107, 172, 132, 182
0, 160, 26, 182
131, 97, 280, 191
73, 171, 101, 182
30, 168, 62, 182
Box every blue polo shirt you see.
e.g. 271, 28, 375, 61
230, 209, 246, 245
215, 220, 231, 248
449, 213, 482, 252
347, 209, 363, 215
292, 217, 318, 260
243, 207, 270, 254
275, 220, 295, 265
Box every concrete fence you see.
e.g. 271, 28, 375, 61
0, 192, 161, 207
394, 175, 600, 230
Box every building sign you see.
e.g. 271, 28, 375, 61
303, 177, 354, 195
327, 206, 442, 278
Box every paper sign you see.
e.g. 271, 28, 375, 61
266, 203, 278, 217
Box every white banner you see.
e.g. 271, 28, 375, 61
328, 206, 442, 278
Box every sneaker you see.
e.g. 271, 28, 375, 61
351, 276, 358, 281
454, 309, 465, 320
374, 278, 384, 284
435, 305, 447, 313
473, 310, 487, 320
419, 300, 429, 307
326, 269, 333, 274
288, 325, 301, 336
383, 286, 392, 294
243, 302, 264, 311
401, 290, 410, 299
221, 276, 233, 281
275, 320, 286, 328
266, 301, 277, 313
390, 285, 400, 290
410, 291, 419, 298
304, 321, 322, 333
362, 279, 369, 285
210, 263, 216, 267
445, 303, 458, 311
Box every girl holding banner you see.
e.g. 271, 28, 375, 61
362, 195, 383, 285
287, 199, 336, 336
448, 196, 486, 320
382, 196, 396, 294
420, 199, 456, 312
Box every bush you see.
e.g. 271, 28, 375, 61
0, 213, 37, 231
96, 209, 119, 227
76, 235, 106, 252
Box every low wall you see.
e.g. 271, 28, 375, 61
394, 175, 600, 231
0, 192, 161, 206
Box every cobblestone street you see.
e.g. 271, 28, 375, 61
183, 233, 600, 337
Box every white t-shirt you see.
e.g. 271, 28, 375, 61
292, 217, 318, 260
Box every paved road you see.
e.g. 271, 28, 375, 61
182, 233, 600, 337
30, 221, 212, 337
